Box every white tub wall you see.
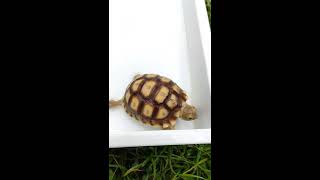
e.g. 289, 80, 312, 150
182, 0, 212, 129
109, 0, 211, 147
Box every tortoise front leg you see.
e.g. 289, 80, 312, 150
162, 122, 176, 130
162, 126, 176, 130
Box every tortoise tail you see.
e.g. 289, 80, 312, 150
109, 99, 123, 108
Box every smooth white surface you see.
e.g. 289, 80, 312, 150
110, 129, 211, 148
109, 0, 211, 148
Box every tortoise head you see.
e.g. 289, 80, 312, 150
181, 104, 197, 121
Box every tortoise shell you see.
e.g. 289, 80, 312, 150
123, 74, 187, 129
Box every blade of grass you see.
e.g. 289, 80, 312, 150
109, 168, 118, 180
152, 158, 157, 180
124, 156, 151, 177
169, 146, 177, 175
182, 158, 208, 175
112, 156, 127, 172
193, 148, 203, 175
180, 174, 206, 180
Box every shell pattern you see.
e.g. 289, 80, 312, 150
123, 74, 187, 127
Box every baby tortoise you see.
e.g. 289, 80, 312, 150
109, 74, 197, 130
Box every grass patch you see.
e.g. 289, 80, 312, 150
205, 0, 211, 27
109, 145, 211, 180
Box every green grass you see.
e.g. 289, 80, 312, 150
205, 0, 211, 27
108, 1, 212, 179
109, 145, 211, 180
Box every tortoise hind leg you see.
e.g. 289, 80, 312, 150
109, 98, 123, 108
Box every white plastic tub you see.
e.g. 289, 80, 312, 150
109, 0, 211, 148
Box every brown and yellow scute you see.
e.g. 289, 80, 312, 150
123, 74, 187, 127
